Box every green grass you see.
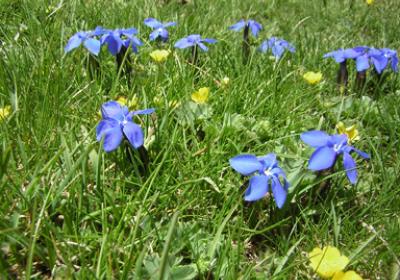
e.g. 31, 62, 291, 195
1, 0, 400, 278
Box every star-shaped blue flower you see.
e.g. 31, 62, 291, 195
144, 18, 176, 42
301, 130, 369, 184
174, 34, 217, 51
64, 26, 106, 56
229, 153, 289, 208
100, 28, 143, 56
324, 46, 398, 74
229, 19, 262, 37
259, 37, 296, 58
96, 101, 154, 152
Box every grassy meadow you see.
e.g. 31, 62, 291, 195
1, 0, 400, 278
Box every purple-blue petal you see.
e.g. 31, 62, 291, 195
356, 54, 370, 72
229, 154, 263, 176
308, 146, 337, 171
343, 152, 357, 184
123, 122, 144, 149
132, 108, 155, 116
244, 175, 269, 201
229, 20, 246, 31
144, 18, 163, 29
83, 38, 101, 55
197, 42, 208, 52
102, 125, 124, 152
300, 130, 330, 148
174, 38, 193, 49
101, 101, 125, 120
64, 34, 82, 53
271, 176, 287, 208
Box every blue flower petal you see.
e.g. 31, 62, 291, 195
163, 21, 176, 28
105, 33, 123, 55
249, 21, 262, 37
259, 41, 269, 53
132, 108, 155, 116
83, 38, 101, 55
244, 175, 269, 201
343, 152, 357, 184
96, 119, 119, 141
197, 42, 208, 51
229, 154, 263, 176
102, 125, 123, 152
64, 34, 82, 53
356, 54, 370, 72
174, 38, 193, 49
123, 122, 144, 148
101, 101, 124, 120
301, 130, 330, 148
203, 38, 217, 44
144, 18, 163, 29
308, 146, 337, 171
229, 19, 246, 31
271, 176, 287, 208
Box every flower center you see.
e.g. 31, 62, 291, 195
264, 168, 272, 176
121, 119, 128, 126
333, 143, 342, 152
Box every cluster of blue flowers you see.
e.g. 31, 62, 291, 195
72, 18, 389, 210
229, 19, 296, 59
65, 18, 297, 59
324, 46, 398, 74
229, 130, 369, 208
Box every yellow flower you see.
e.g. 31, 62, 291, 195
366, 0, 374, 5
191, 87, 210, 104
309, 246, 349, 279
117, 95, 139, 110
332, 271, 363, 280
0, 105, 11, 121
303, 71, 323, 85
336, 122, 360, 143
150, 49, 170, 63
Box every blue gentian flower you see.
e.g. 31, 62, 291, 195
174, 34, 217, 51
229, 153, 289, 208
368, 47, 399, 73
96, 101, 154, 152
100, 28, 143, 56
323, 48, 361, 64
64, 26, 106, 55
144, 18, 176, 42
301, 130, 369, 184
259, 37, 296, 58
229, 19, 262, 37
324, 47, 399, 74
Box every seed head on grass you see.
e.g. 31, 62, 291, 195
301, 130, 369, 184
96, 101, 154, 152
100, 28, 143, 55
259, 37, 295, 59
144, 18, 176, 42
229, 153, 289, 208
229, 19, 262, 37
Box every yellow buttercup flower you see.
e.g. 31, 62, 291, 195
332, 270, 363, 280
309, 246, 349, 279
191, 87, 210, 104
117, 95, 139, 110
366, 0, 374, 5
303, 71, 323, 85
0, 105, 11, 121
336, 122, 360, 143
150, 49, 170, 63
